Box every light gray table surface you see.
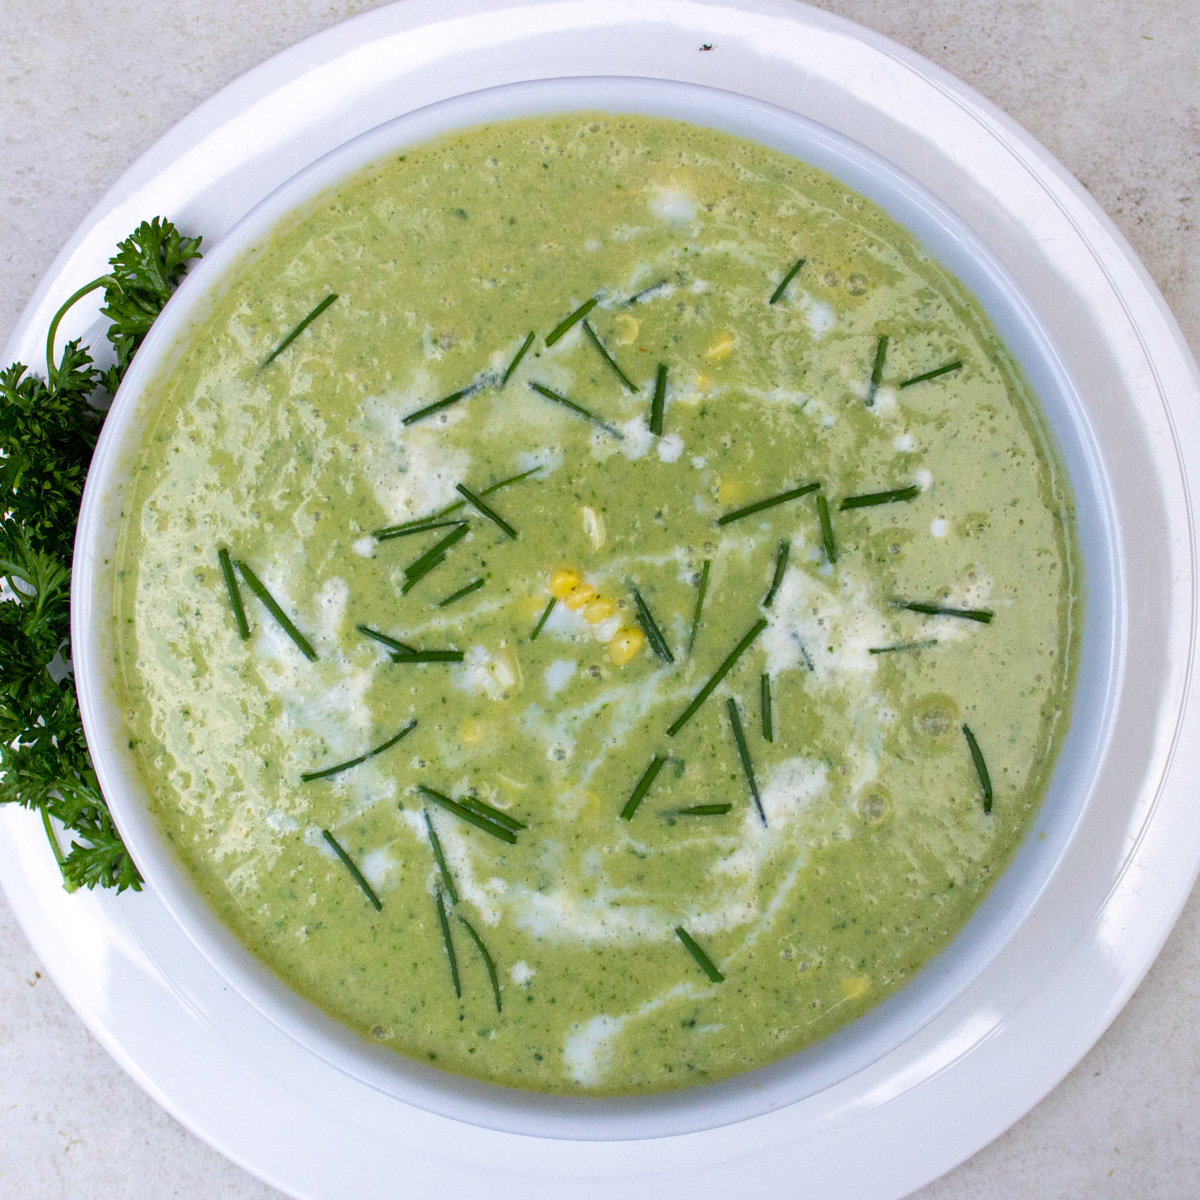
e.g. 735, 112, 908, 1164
2, 2, 1198, 1196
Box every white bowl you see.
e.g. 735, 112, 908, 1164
73, 76, 1120, 1141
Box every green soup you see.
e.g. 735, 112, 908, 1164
112, 113, 1080, 1094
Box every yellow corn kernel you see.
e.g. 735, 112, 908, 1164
608, 626, 645, 665
563, 582, 597, 611
839, 975, 871, 1001
549, 568, 581, 599
460, 719, 489, 747
704, 332, 735, 360
717, 478, 744, 506
583, 595, 615, 624
613, 314, 639, 344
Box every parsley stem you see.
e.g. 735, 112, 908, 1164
501, 331, 535, 385
869, 639, 938, 654
727, 698, 766, 826
435, 891, 461, 998
621, 754, 667, 821
865, 334, 888, 406
544, 296, 598, 346
45, 276, 109, 384
321, 830, 382, 911
901, 602, 994, 623
302, 720, 417, 782
717, 482, 820, 526
963, 724, 994, 813
899, 360, 962, 389
456, 483, 517, 539
764, 540, 789, 608
40, 809, 76, 892
769, 256, 806, 305
235, 561, 316, 661
529, 597, 556, 640
528, 381, 624, 439
668, 617, 767, 736
687, 559, 711, 654
424, 810, 458, 905
417, 785, 518, 844
817, 494, 837, 564
458, 916, 502, 1013
840, 485, 921, 510
631, 584, 674, 664
674, 804, 732, 816
649, 363, 668, 435
263, 293, 338, 367
761, 673, 773, 742
438, 578, 486, 607
675, 927, 725, 983
218, 548, 249, 639
582, 320, 639, 392
402, 385, 478, 426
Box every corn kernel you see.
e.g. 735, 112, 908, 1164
608, 626, 645, 665
549, 568, 581, 599
839, 975, 871, 1001
704, 332, 735, 360
613, 314, 639, 344
583, 595, 615, 624
717, 478, 744, 506
563, 582, 597, 611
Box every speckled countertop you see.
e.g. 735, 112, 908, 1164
2, 2, 1198, 1196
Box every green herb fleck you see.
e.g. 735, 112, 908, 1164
668, 618, 768, 736
501, 331, 535, 385
631, 584, 674, 664
764, 540, 789, 608
963, 724, 994, 813
687, 559, 711, 654
460, 796, 526, 832
582, 320, 639, 392
865, 334, 888, 406
529, 597, 556, 641
456, 483, 517, 539
761, 673, 773, 742
435, 891, 461, 998
424, 810, 458, 905
717, 481, 820, 526
839, 485, 921, 510
673, 804, 732, 816
458, 915, 502, 1013
417, 785, 518, 844
302, 719, 417, 782
899, 360, 962, 389
544, 297, 598, 346
675, 926, 725, 983
402, 384, 477, 426
320, 830, 382, 911
868, 639, 939, 655
621, 754, 667, 821
726, 698, 765, 826
375, 518, 465, 543
816, 494, 837, 564
769, 256, 806, 305
235, 560, 317, 661
263, 293, 338, 367
901, 602, 994, 624
650, 363, 668, 435
402, 524, 469, 592
217, 548, 249, 639
438, 578, 486, 607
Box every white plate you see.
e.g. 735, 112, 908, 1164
3, 1, 1199, 1196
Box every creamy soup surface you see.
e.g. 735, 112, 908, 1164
112, 114, 1080, 1094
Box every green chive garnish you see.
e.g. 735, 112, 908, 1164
628, 280, 669, 304
417, 785, 517, 844
868, 639, 939, 654
501, 331, 535, 385
675, 926, 724, 983
817, 494, 837, 563
865, 334, 888, 406
717, 481, 820, 526
458, 915, 502, 1013
649, 363, 667, 435
631, 584, 674, 664
687, 560, 710, 654
962, 724, 993, 814
902, 602, 994, 624
761, 673, 773, 742
435, 891, 461, 998
263, 293, 338, 367
456, 483, 517, 539
582, 320, 639, 392
763, 540, 789, 608
357, 625, 416, 654
357, 625, 463, 662
235, 560, 317, 661
320, 829, 382, 911
768, 256, 806, 305
402, 524, 469, 592
460, 795, 526, 832
668, 617, 768, 736
218, 548, 249, 639
528, 381, 624, 439
840, 485, 921, 510
438, 578, 486, 607
726, 698, 765, 826
899, 360, 962, 389
402, 384, 478, 426
674, 804, 732, 816
375, 518, 465, 543
529, 597, 556, 641
544, 296, 598, 346
301, 719, 418, 782
423, 809, 458, 905
621, 754, 667, 821
373, 468, 541, 540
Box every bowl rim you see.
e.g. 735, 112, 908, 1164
71, 73, 1123, 1141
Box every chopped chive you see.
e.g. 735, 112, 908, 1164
761, 673, 773, 742
438, 578, 486, 607
235, 561, 317, 661
840, 485, 921, 510
478, 466, 541, 498
417, 785, 518, 844
582, 320, 640, 392
649, 363, 668, 435
375, 518, 465, 543
301, 719, 418, 782
460, 796, 526, 832
627, 279, 670, 304
263, 293, 338, 366
899, 359, 962, 389
717, 481, 820, 526
529, 597, 556, 641
501, 331, 535, 385
402, 385, 477, 426
435, 891, 461, 998
865, 334, 889, 406
763, 540, 789, 608
963, 724, 994, 814
400, 554, 446, 594
668, 617, 768, 736
403, 523, 469, 585
631, 584, 674, 664
423, 809, 458, 905
621, 754, 667, 821
456, 483, 517, 539
726, 698, 766, 826
816, 494, 837, 564
675, 926, 725, 983
869, 639, 939, 654
901, 602, 994, 624
389, 649, 465, 664
687, 560, 711, 654
218, 548, 249, 639
376, 467, 542, 538
458, 915, 502, 1013
544, 296, 598, 346
357, 625, 417, 654
320, 829, 382, 911
673, 804, 732, 816
768, 256, 806, 305
528, 381, 624, 439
